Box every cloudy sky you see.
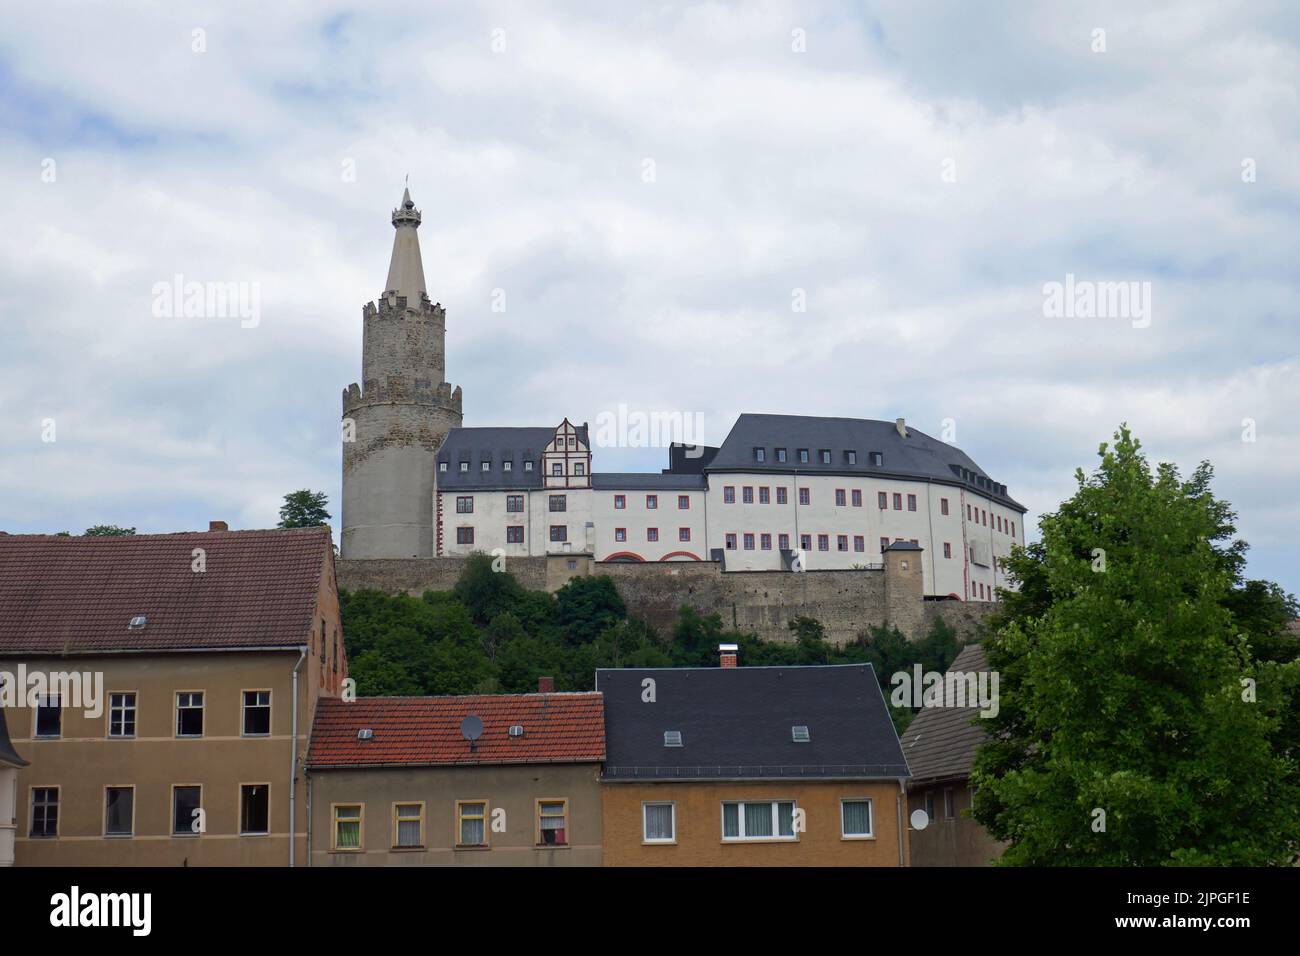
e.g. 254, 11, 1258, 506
1, 1, 1296, 592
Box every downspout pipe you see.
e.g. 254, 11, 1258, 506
896, 777, 908, 866
289, 646, 307, 867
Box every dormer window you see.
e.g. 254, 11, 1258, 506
503, 461, 512, 472
128, 615, 147, 630
869, 451, 883, 467
845, 451, 857, 465
798, 449, 809, 464
819, 449, 831, 464
754, 447, 766, 463
459, 461, 469, 473
439, 462, 447, 472
524, 461, 534, 472
776, 448, 787, 463
481, 460, 491, 472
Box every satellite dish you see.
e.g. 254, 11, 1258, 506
460, 715, 484, 742
910, 809, 930, 831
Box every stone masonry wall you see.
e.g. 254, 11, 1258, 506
337, 555, 990, 645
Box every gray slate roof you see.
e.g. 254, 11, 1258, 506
435, 425, 589, 491
591, 472, 707, 491
898, 643, 991, 787
708, 413, 1024, 511
0, 704, 28, 768
597, 663, 909, 780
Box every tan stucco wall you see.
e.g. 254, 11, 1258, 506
602, 779, 908, 866
307, 762, 602, 866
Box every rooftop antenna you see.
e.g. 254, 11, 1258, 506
460, 714, 484, 753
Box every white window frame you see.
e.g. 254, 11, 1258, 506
720, 800, 798, 842
108, 691, 137, 739
642, 801, 676, 844
840, 797, 874, 839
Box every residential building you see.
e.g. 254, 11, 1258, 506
900, 643, 1004, 866
0, 524, 344, 866
597, 649, 911, 865
305, 681, 604, 865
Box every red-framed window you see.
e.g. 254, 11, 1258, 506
776, 487, 788, 505
647, 527, 659, 542
614, 495, 626, 510
878, 491, 888, 508
853, 535, 864, 552
799, 488, 810, 506
836, 535, 848, 552
817, 534, 830, 552
778, 533, 790, 550
907, 494, 917, 512
743, 533, 755, 550
835, 489, 847, 507
760, 533, 772, 550
742, 486, 754, 504
679, 527, 691, 541
725, 533, 737, 550
851, 489, 862, 507
940, 498, 949, 516
892, 493, 902, 510
615, 528, 627, 542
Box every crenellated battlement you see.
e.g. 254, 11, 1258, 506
343, 378, 463, 416
365, 292, 445, 320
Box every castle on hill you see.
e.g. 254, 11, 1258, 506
341, 188, 1024, 603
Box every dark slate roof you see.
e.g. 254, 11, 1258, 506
0, 705, 27, 768
708, 413, 1024, 511
899, 643, 991, 787
435, 424, 590, 491
591, 473, 707, 491
885, 540, 923, 552
597, 663, 909, 780
0, 528, 331, 655
308, 693, 604, 769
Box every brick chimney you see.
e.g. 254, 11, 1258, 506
208, 520, 228, 532
719, 643, 738, 668
537, 676, 555, 693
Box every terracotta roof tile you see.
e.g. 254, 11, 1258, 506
0, 528, 331, 655
308, 693, 605, 769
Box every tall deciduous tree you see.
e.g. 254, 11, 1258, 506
972, 426, 1300, 865
277, 490, 330, 528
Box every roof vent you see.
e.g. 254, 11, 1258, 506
128, 615, 147, 630
792, 725, 811, 743
663, 730, 683, 748
357, 729, 374, 740
508, 725, 525, 738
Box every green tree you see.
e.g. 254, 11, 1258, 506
278, 490, 330, 528
83, 525, 135, 536
555, 575, 626, 645
971, 426, 1300, 866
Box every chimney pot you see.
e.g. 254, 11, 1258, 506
537, 676, 555, 693
719, 643, 738, 668
209, 520, 228, 532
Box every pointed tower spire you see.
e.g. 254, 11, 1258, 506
385, 185, 427, 306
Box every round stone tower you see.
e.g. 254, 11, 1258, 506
341, 186, 463, 558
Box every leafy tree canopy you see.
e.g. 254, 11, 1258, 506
278, 490, 331, 528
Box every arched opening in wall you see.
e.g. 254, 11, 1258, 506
659, 551, 702, 562
604, 551, 645, 563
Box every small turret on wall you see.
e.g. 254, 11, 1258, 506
341, 187, 463, 559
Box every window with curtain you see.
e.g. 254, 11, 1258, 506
643, 803, 675, 842
458, 802, 486, 846
721, 801, 796, 840
334, 805, 362, 850
841, 799, 873, 838
538, 801, 567, 846
394, 803, 423, 848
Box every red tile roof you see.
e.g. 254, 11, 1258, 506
308, 694, 606, 769
0, 528, 331, 655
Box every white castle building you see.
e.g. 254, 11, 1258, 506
343, 188, 1026, 603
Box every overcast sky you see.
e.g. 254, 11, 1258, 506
1, 1, 1296, 593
